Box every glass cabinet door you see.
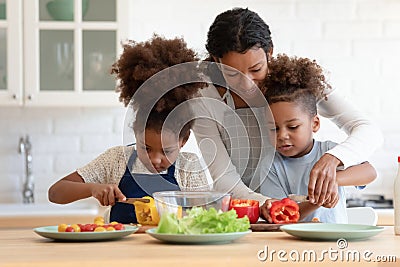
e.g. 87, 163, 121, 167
24, 0, 130, 106
0, 1, 6, 92
0, 0, 23, 105
0, 28, 6, 91
83, 30, 116, 91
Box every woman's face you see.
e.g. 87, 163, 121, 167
136, 129, 186, 173
217, 46, 268, 97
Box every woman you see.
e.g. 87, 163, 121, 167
192, 7, 383, 207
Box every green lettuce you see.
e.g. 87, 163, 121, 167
155, 207, 250, 234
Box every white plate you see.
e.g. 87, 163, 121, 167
146, 228, 251, 244
280, 223, 384, 241
34, 225, 138, 241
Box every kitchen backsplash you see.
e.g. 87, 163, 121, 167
1, 0, 399, 203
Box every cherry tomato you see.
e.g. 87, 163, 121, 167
94, 216, 104, 223
58, 224, 68, 232
94, 226, 106, 232
94, 220, 104, 226
113, 223, 124, 230
78, 224, 86, 232
65, 226, 75, 232
70, 224, 81, 232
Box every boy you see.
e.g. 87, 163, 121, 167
259, 54, 376, 223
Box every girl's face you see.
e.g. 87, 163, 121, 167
136, 129, 187, 173
268, 101, 320, 158
217, 46, 269, 97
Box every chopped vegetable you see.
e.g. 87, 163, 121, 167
269, 198, 300, 224
229, 199, 260, 224
312, 217, 320, 222
156, 207, 250, 234
133, 196, 160, 226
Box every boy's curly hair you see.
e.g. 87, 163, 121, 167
262, 54, 331, 116
111, 35, 205, 140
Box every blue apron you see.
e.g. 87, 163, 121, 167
109, 150, 180, 224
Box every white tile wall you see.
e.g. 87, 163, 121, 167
1, 0, 399, 204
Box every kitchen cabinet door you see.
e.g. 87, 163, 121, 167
1, 0, 130, 107
0, 0, 23, 106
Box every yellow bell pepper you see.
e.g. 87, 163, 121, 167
133, 196, 160, 226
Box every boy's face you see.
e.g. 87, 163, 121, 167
268, 101, 320, 158
136, 129, 186, 173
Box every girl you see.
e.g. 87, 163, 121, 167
48, 36, 210, 223
191, 8, 383, 208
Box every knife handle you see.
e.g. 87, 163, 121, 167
117, 198, 151, 204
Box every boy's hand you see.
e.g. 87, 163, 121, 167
308, 153, 341, 205
90, 184, 126, 206
259, 198, 279, 223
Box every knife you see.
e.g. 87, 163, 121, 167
288, 194, 309, 203
117, 198, 150, 204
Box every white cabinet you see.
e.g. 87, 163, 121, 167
0, 0, 130, 107
0, 0, 23, 105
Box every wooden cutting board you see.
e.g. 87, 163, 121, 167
250, 222, 283, 232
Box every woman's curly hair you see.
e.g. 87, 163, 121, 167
262, 54, 331, 116
203, 8, 273, 86
206, 7, 273, 59
111, 35, 205, 140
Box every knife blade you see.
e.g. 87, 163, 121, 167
117, 198, 150, 204
288, 194, 309, 203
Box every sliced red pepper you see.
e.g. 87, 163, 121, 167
269, 198, 300, 224
229, 199, 260, 224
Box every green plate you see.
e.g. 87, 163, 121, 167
146, 228, 251, 244
34, 225, 138, 241
280, 223, 384, 241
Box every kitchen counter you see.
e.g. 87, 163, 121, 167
1, 227, 399, 267
376, 209, 394, 225
0, 203, 102, 228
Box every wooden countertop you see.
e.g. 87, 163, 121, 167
0, 226, 399, 267
376, 209, 394, 225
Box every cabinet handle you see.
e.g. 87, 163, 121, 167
27, 95, 33, 100
12, 94, 17, 99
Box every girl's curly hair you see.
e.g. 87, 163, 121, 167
111, 34, 202, 107
111, 35, 205, 140
262, 54, 331, 116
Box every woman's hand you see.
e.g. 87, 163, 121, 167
259, 198, 279, 223
308, 153, 341, 205
90, 184, 126, 206
321, 186, 340, 208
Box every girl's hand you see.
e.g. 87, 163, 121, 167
90, 184, 126, 206
308, 153, 341, 205
259, 198, 279, 223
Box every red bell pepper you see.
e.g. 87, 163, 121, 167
269, 198, 300, 224
229, 199, 260, 224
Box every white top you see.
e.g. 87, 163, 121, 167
77, 146, 211, 191
260, 140, 347, 224
192, 84, 383, 203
